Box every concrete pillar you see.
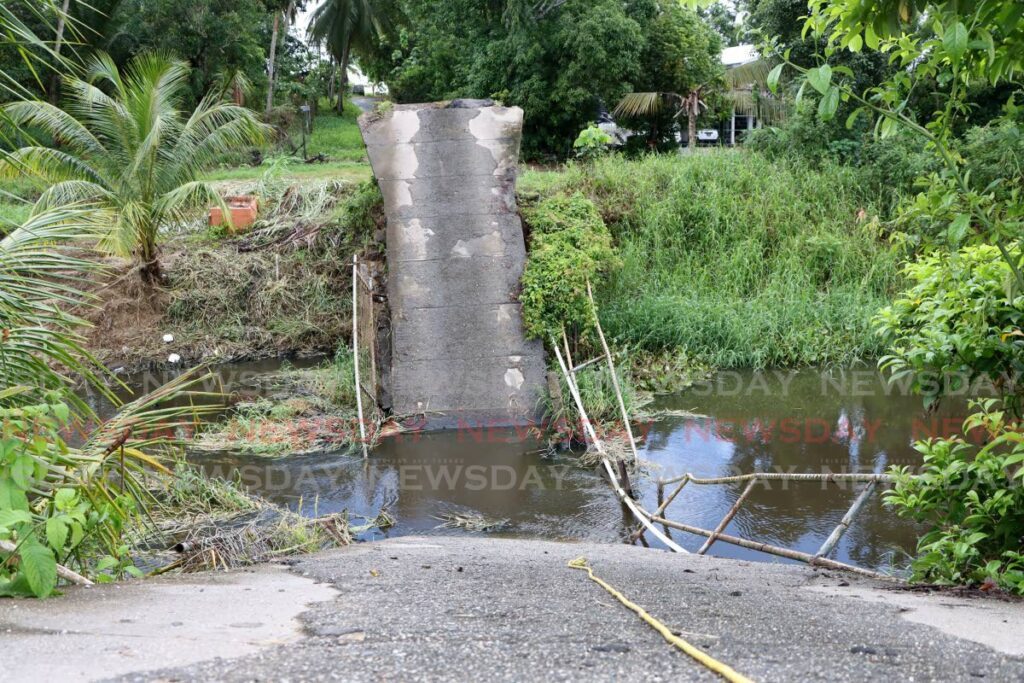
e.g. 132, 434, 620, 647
360, 101, 546, 429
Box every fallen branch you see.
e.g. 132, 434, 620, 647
0, 539, 93, 587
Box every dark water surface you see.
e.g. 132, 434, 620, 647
90, 361, 977, 572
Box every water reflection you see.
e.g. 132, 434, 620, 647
82, 361, 975, 572
638, 367, 968, 569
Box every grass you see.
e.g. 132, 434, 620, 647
203, 101, 371, 184
193, 350, 374, 457
81, 178, 384, 370
527, 151, 903, 369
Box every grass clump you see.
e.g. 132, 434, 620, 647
532, 151, 903, 368
194, 350, 370, 457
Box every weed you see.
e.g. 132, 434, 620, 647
530, 151, 903, 368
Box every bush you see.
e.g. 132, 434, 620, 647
875, 245, 1024, 412
886, 401, 1024, 593
520, 193, 618, 340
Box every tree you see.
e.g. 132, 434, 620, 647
782, 0, 1024, 592
48, 0, 72, 104
360, 0, 652, 157
614, 3, 723, 150
265, 0, 304, 116
105, 0, 269, 106
306, 0, 391, 114
0, 52, 268, 283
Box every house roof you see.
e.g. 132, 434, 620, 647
721, 44, 759, 67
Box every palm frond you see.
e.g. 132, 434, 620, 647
613, 92, 670, 119
725, 58, 774, 90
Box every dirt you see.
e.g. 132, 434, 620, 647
78, 235, 353, 374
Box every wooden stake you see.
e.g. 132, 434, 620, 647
649, 515, 893, 580
352, 255, 369, 459
815, 481, 877, 559
550, 334, 686, 554
697, 479, 757, 555
586, 280, 639, 460
658, 472, 896, 487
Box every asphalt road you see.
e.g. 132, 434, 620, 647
109, 536, 1024, 682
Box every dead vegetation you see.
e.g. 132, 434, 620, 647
137, 463, 394, 573
79, 178, 384, 372
191, 352, 385, 456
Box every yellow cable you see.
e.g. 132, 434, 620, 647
568, 557, 754, 683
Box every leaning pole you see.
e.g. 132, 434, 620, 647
359, 100, 546, 429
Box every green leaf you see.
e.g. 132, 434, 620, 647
46, 516, 68, 550
865, 25, 879, 50
54, 488, 76, 511
807, 65, 833, 95
944, 22, 968, 64
947, 213, 971, 244
0, 478, 29, 512
847, 34, 863, 52
0, 509, 31, 529
766, 64, 784, 94
818, 86, 840, 121
20, 537, 57, 598
846, 107, 863, 129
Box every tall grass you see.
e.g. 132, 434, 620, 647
537, 151, 903, 368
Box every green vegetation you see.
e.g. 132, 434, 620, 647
520, 193, 618, 340
790, 0, 1024, 592
1, 52, 268, 282
876, 246, 1024, 411
359, 0, 723, 157
194, 350, 369, 456
878, 247, 1024, 593
84, 178, 382, 369
525, 152, 901, 368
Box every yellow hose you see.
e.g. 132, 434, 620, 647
567, 557, 754, 683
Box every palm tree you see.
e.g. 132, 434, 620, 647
0, 52, 269, 284
265, 0, 304, 117
614, 88, 710, 151
306, 0, 391, 114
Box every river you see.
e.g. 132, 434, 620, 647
86, 360, 979, 574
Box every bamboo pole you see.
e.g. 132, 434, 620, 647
658, 472, 897, 487
551, 333, 600, 450
697, 479, 757, 555
0, 539, 93, 587
550, 336, 686, 554
648, 515, 894, 580
629, 476, 689, 543
815, 481, 878, 559
352, 255, 369, 459
586, 280, 638, 460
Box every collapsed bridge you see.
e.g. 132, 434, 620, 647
359, 101, 546, 429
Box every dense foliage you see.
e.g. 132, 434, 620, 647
520, 193, 617, 339
886, 402, 1024, 593
876, 246, 1024, 412
360, 0, 721, 157
526, 151, 901, 367
787, 0, 1024, 592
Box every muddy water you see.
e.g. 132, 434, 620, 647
91, 361, 979, 572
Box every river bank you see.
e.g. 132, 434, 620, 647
6, 536, 1021, 682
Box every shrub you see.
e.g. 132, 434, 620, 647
520, 193, 618, 340
875, 245, 1024, 412
573, 124, 613, 160
886, 401, 1024, 593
